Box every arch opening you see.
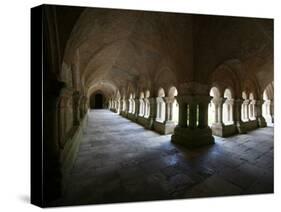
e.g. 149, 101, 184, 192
262, 82, 274, 126
90, 93, 104, 109
222, 88, 234, 125
208, 87, 220, 126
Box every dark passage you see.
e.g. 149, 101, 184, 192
90, 93, 103, 109
94, 94, 103, 108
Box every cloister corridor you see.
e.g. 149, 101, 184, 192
58, 109, 273, 205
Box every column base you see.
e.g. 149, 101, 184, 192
211, 123, 236, 137
127, 113, 137, 121
120, 111, 128, 118
211, 123, 224, 137
235, 121, 247, 134
154, 121, 176, 134
110, 108, 117, 113
171, 126, 214, 149
261, 116, 269, 127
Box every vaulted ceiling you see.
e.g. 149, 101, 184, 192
56, 6, 273, 98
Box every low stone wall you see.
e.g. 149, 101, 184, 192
120, 111, 127, 118
61, 113, 88, 191
110, 108, 117, 113
154, 121, 165, 134
243, 120, 258, 131
127, 113, 137, 121
137, 116, 149, 127
222, 124, 237, 137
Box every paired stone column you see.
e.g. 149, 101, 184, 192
224, 98, 234, 123
172, 95, 214, 148
210, 97, 226, 136
164, 97, 174, 124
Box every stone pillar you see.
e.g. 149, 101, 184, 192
148, 97, 156, 129
218, 98, 225, 124
188, 102, 197, 129
126, 99, 130, 114
172, 94, 214, 148
229, 99, 234, 123
72, 91, 80, 126
198, 98, 209, 129
164, 97, 174, 124
134, 99, 140, 119
270, 100, 274, 124
234, 99, 246, 133
256, 100, 267, 127
108, 100, 111, 109
210, 98, 226, 136
214, 103, 219, 123
243, 100, 250, 121
264, 99, 274, 125
177, 100, 187, 128
164, 98, 169, 122
250, 100, 256, 120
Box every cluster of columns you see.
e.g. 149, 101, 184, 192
107, 88, 268, 148
211, 97, 227, 127
232, 99, 266, 133
109, 95, 178, 133
58, 89, 88, 147
172, 95, 214, 148
209, 94, 267, 136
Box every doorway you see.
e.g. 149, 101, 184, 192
90, 93, 104, 109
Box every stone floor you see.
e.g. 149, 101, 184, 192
59, 109, 274, 206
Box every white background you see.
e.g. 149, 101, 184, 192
0, 0, 280, 211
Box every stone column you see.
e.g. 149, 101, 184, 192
164, 97, 174, 124
177, 98, 187, 128
234, 99, 246, 133
172, 94, 214, 148
218, 98, 226, 125
229, 99, 234, 123
243, 100, 250, 121
210, 98, 225, 136
134, 99, 140, 119
256, 100, 267, 127
198, 97, 210, 129
270, 100, 274, 124
188, 102, 197, 129
126, 99, 130, 114
72, 91, 80, 126
148, 97, 156, 129
264, 99, 274, 125
250, 100, 256, 120
214, 102, 219, 123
